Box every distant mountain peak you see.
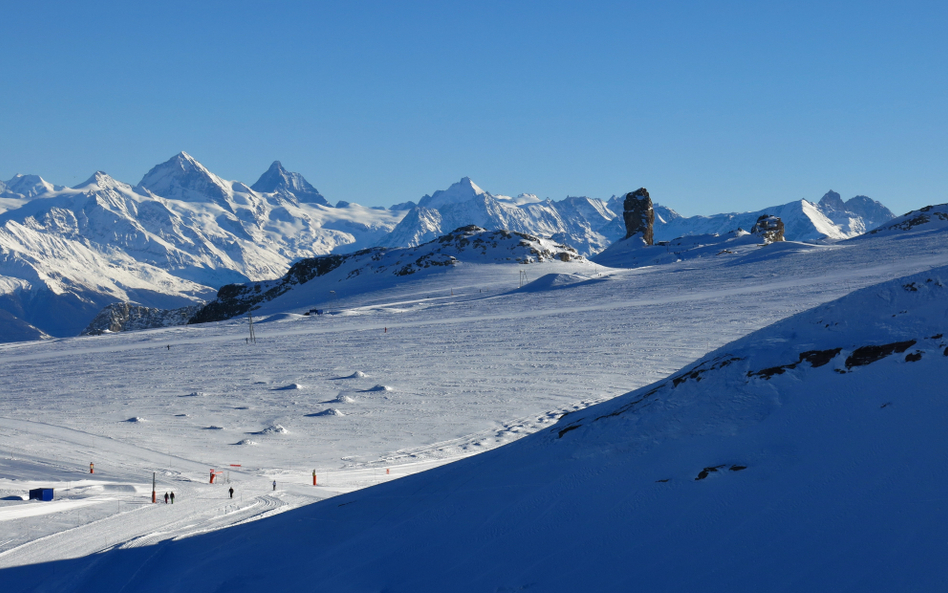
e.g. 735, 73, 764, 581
819, 190, 845, 212
250, 161, 328, 205
74, 170, 123, 190
1, 173, 58, 199
418, 177, 490, 210
137, 152, 230, 204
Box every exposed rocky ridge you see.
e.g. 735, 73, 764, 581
81, 302, 204, 335
190, 226, 584, 324
865, 204, 948, 236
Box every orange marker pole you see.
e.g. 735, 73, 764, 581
313, 470, 317, 486
90, 462, 94, 474
386, 468, 390, 475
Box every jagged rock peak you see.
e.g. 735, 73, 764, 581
251, 161, 328, 205
751, 214, 785, 243
819, 190, 845, 212
623, 188, 654, 245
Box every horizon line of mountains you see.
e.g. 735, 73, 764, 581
0, 151, 901, 343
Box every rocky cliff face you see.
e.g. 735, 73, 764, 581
81, 302, 204, 335
751, 214, 785, 243
623, 188, 654, 245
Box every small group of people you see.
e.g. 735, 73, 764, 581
163, 491, 175, 504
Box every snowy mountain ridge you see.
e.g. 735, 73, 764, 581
191, 225, 583, 323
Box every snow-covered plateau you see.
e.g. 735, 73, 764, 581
0, 204, 946, 591
0, 154, 895, 343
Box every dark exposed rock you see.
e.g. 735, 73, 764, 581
622, 188, 654, 245
747, 348, 842, 380
695, 465, 725, 481
189, 252, 357, 324
845, 340, 917, 368
799, 348, 843, 368
82, 302, 203, 335
750, 214, 785, 243
905, 352, 923, 362
671, 357, 743, 386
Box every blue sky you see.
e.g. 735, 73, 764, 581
1, 1, 945, 215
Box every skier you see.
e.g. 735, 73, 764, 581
229, 487, 234, 498
170, 491, 175, 504
272, 480, 276, 491
164, 492, 169, 504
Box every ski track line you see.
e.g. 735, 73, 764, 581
0, 491, 299, 568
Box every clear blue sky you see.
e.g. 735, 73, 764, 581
1, 1, 945, 215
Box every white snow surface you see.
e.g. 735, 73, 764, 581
0, 200, 944, 591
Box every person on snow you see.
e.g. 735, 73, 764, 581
164, 492, 169, 504
229, 487, 234, 498
170, 491, 175, 504
272, 480, 276, 491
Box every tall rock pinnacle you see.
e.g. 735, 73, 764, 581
623, 188, 654, 245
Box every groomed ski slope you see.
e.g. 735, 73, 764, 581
0, 227, 946, 591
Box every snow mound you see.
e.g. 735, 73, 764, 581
334, 371, 368, 380
234, 439, 257, 446
331, 394, 356, 404
124, 417, 146, 423
181, 391, 207, 397
518, 272, 598, 292
306, 408, 344, 417
362, 384, 392, 392
259, 313, 304, 323
274, 383, 304, 391
203, 425, 224, 430
253, 424, 288, 435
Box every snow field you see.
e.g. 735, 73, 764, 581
0, 229, 945, 580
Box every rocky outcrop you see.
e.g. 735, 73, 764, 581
750, 214, 785, 243
189, 252, 357, 324
82, 302, 204, 335
622, 188, 654, 245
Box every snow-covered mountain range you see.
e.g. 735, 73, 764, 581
0, 153, 403, 340
0, 154, 895, 343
